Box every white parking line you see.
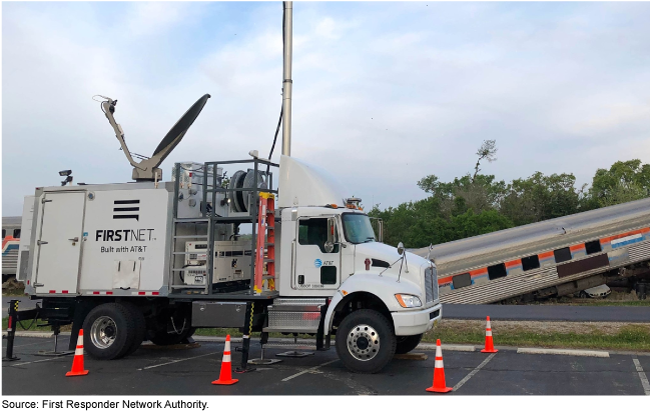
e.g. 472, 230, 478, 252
633, 358, 650, 395
453, 352, 497, 392
138, 351, 222, 371
282, 359, 339, 382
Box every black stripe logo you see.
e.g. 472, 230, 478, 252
113, 200, 139, 220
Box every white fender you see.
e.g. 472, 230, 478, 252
324, 272, 422, 334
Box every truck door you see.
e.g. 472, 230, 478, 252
34, 192, 86, 294
294, 217, 340, 290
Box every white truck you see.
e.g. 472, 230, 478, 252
14, 3, 441, 374
16, 152, 441, 373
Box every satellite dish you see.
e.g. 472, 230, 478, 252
98, 93, 211, 181
152, 94, 211, 159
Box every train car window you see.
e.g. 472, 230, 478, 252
13, 229, 21, 239
1, 229, 5, 239
585, 240, 601, 255
453, 273, 472, 289
554, 247, 572, 263
487, 263, 507, 280
521, 255, 540, 271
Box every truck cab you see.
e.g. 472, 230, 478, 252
268, 156, 442, 372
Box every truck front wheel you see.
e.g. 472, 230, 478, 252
335, 309, 396, 374
83, 303, 136, 360
395, 334, 423, 354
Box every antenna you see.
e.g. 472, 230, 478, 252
97, 94, 211, 181
282, 1, 293, 157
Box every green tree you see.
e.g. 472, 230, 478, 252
450, 209, 514, 240
372, 145, 648, 250
588, 160, 650, 207
472, 139, 498, 183
500, 172, 582, 226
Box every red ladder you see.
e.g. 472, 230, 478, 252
254, 193, 276, 294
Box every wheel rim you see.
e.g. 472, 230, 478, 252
347, 324, 380, 361
90, 315, 118, 349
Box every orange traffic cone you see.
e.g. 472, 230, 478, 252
481, 316, 498, 353
425, 339, 452, 393
65, 329, 89, 377
212, 335, 238, 385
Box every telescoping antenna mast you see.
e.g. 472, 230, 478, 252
282, 1, 293, 157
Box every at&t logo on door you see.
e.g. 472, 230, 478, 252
314, 259, 323, 268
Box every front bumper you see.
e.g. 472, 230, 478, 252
391, 302, 442, 336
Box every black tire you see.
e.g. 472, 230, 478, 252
149, 323, 196, 346
395, 334, 423, 354
82, 303, 136, 360
120, 302, 146, 356
335, 309, 396, 374
579, 291, 588, 299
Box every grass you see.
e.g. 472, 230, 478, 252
2, 288, 26, 297
1, 316, 57, 332
196, 324, 650, 352
423, 323, 650, 352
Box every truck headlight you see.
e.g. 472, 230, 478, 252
395, 294, 422, 308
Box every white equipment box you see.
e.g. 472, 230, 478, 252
185, 242, 208, 266
183, 241, 252, 285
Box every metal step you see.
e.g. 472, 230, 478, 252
264, 298, 327, 333
268, 298, 327, 311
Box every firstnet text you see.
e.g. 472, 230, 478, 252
95, 229, 154, 242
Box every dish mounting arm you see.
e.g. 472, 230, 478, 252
98, 94, 211, 182
101, 99, 146, 171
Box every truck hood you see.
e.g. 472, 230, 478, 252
353, 242, 432, 283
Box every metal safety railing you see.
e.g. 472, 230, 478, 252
168, 159, 279, 299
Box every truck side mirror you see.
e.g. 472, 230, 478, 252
397, 242, 405, 256
325, 217, 336, 253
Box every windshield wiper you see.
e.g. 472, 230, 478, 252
362, 237, 375, 243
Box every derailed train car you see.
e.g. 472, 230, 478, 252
412, 197, 650, 304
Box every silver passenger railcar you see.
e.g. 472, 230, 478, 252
413, 197, 650, 304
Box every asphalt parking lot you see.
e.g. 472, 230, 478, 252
3, 336, 650, 395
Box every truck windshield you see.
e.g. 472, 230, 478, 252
342, 213, 376, 244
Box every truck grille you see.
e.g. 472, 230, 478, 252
425, 266, 438, 303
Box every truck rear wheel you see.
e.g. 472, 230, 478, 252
335, 309, 396, 374
120, 302, 146, 356
395, 334, 423, 354
83, 303, 136, 360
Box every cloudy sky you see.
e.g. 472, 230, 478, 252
3, 1, 650, 216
